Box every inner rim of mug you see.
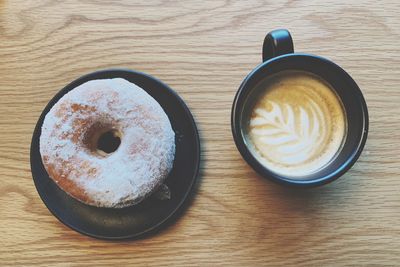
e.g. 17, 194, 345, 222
234, 54, 368, 185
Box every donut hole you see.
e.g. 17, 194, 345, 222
96, 129, 121, 154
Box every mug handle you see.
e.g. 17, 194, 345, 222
262, 29, 294, 62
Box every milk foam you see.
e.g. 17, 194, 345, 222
247, 71, 346, 178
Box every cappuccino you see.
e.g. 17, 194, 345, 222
246, 71, 346, 178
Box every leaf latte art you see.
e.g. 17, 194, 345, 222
247, 71, 346, 178
251, 100, 326, 165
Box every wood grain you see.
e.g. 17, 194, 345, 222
1, 0, 400, 266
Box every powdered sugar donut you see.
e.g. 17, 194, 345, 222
40, 78, 175, 208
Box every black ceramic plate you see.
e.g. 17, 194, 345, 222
30, 69, 200, 239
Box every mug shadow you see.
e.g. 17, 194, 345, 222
250, 171, 360, 250
269, 172, 356, 204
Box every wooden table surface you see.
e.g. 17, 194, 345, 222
1, 0, 400, 266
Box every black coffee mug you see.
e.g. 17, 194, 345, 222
231, 29, 368, 187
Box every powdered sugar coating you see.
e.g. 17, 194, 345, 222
40, 78, 175, 208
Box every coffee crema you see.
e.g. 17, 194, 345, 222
246, 71, 347, 178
